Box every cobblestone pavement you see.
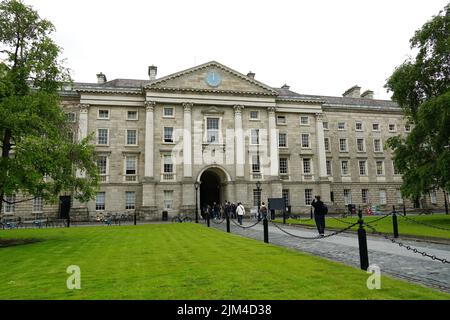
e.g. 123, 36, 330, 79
208, 219, 450, 293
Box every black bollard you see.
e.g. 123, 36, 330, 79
226, 212, 230, 233
310, 206, 313, 219
67, 213, 70, 228
403, 204, 406, 216
357, 208, 369, 271
392, 206, 399, 238
263, 215, 269, 243
207, 212, 210, 227
134, 211, 137, 226
283, 209, 286, 224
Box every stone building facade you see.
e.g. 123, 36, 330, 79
2, 61, 448, 220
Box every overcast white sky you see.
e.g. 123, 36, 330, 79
26, 0, 448, 100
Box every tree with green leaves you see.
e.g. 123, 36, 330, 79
386, 4, 450, 203
0, 0, 98, 215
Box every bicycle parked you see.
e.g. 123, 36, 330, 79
171, 214, 192, 223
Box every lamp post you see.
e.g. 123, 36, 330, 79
256, 181, 262, 220
194, 181, 201, 223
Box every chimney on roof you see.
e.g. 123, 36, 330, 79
361, 90, 374, 99
148, 65, 157, 80
343, 85, 361, 98
96, 72, 107, 84
247, 71, 255, 79
281, 84, 290, 90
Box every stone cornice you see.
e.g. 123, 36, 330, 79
146, 86, 278, 97
76, 87, 143, 95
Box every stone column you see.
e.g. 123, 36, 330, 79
76, 104, 90, 178
78, 104, 89, 142
315, 113, 327, 179
144, 101, 155, 178
183, 102, 193, 178
268, 107, 279, 177
234, 105, 245, 178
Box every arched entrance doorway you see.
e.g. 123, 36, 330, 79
198, 166, 230, 213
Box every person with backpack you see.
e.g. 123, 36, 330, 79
259, 202, 268, 221
311, 195, 328, 236
236, 202, 245, 225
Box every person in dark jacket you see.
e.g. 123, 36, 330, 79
311, 195, 327, 236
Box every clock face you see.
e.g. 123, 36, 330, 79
205, 71, 222, 87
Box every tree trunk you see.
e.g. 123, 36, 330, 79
0, 129, 12, 216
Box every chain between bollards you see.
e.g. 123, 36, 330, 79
263, 214, 269, 243
357, 206, 369, 271
392, 205, 399, 238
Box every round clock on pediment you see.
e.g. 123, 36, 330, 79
205, 70, 222, 87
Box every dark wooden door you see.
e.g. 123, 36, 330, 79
59, 196, 71, 219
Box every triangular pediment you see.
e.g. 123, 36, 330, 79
146, 61, 278, 96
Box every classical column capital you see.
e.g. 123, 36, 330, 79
79, 104, 90, 114
268, 106, 277, 114
234, 105, 245, 114
183, 102, 193, 112
315, 112, 324, 121
145, 101, 156, 112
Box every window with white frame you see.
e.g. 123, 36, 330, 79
339, 138, 348, 152
66, 112, 76, 123
163, 155, 173, 173
32, 197, 43, 213
393, 161, 400, 175
251, 155, 260, 173
376, 161, 384, 175
97, 155, 108, 177
396, 189, 403, 204
125, 191, 136, 210
98, 109, 109, 119
163, 107, 174, 117
249, 111, 259, 120
279, 133, 287, 147
279, 157, 288, 175
304, 189, 313, 205
341, 160, 349, 175
362, 189, 369, 204
357, 138, 365, 152
4, 195, 16, 213
282, 189, 290, 207
125, 156, 137, 176
355, 122, 363, 131
359, 160, 367, 176
96, 192, 105, 211
389, 124, 396, 132
301, 134, 310, 148
372, 123, 380, 131
323, 122, 329, 130
251, 129, 260, 145
127, 110, 138, 120
164, 127, 174, 143
206, 118, 220, 143
276, 115, 286, 125
344, 189, 352, 205
303, 158, 311, 174
326, 160, 332, 176
324, 137, 330, 151
337, 122, 346, 130
253, 189, 262, 207
97, 129, 109, 145
430, 190, 437, 204
126, 129, 137, 146
163, 190, 173, 209
379, 190, 387, 205
373, 139, 382, 152
300, 116, 309, 125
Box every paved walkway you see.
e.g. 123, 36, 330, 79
209, 219, 450, 293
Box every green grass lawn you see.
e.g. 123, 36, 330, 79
276, 215, 450, 239
0, 223, 448, 300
